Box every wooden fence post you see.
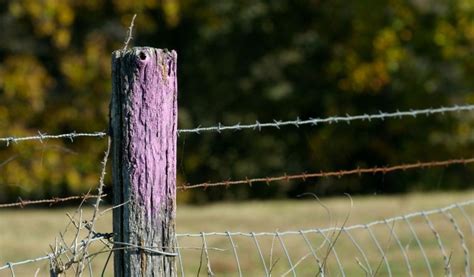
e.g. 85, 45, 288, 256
110, 47, 178, 276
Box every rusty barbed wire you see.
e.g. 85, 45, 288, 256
179, 157, 474, 190
0, 194, 106, 208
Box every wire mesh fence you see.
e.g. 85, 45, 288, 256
175, 199, 473, 276
1, 199, 472, 276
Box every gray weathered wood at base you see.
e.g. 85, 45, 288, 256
110, 47, 178, 277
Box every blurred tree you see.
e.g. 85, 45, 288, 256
0, 0, 473, 203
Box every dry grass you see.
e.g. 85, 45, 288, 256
0, 190, 472, 276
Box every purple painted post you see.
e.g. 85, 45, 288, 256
110, 47, 178, 276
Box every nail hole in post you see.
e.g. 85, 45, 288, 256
139, 52, 147, 60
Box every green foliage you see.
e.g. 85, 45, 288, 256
0, 0, 473, 203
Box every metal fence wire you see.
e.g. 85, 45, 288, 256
175, 200, 473, 276
0, 199, 472, 276
1, 104, 474, 145
0, 104, 473, 276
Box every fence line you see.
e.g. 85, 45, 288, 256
1, 104, 474, 146
0, 194, 105, 208
1, 198, 472, 274
179, 208, 474, 275
177, 104, 474, 134
0, 97, 472, 274
179, 157, 474, 190
0, 236, 107, 271
1, 42, 472, 275
1, 157, 470, 209
0, 131, 106, 146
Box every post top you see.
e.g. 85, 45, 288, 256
113, 47, 177, 59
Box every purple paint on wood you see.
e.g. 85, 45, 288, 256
128, 49, 177, 216
110, 47, 177, 276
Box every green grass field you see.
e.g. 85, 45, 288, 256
0, 191, 473, 276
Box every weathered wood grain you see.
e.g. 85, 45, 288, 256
110, 47, 177, 277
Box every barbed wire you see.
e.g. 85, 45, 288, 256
0, 131, 107, 146
178, 104, 474, 134
0, 194, 106, 208
1, 104, 473, 275
1, 104, 473, 146
179, 157, 474, 190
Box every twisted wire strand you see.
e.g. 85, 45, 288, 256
2, 199, 472, 271
0, 236, 105, 271
1, 105, 473, 145
179, 157, 474, 190
0, 194, 105, 208
176, 199, 474, 237
442, 210, 471, 277
200, 232, 215, 276
0, 132, 107, 146
422, 212, 452, 276
1, 255, 54, 272
178, 104, 474, 134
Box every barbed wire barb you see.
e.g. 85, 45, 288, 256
178, 104, 474, 134
2, 104, 474, 144
0, 131, 107, 146
0, 194, 106, 208
179, 157, 474, 190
